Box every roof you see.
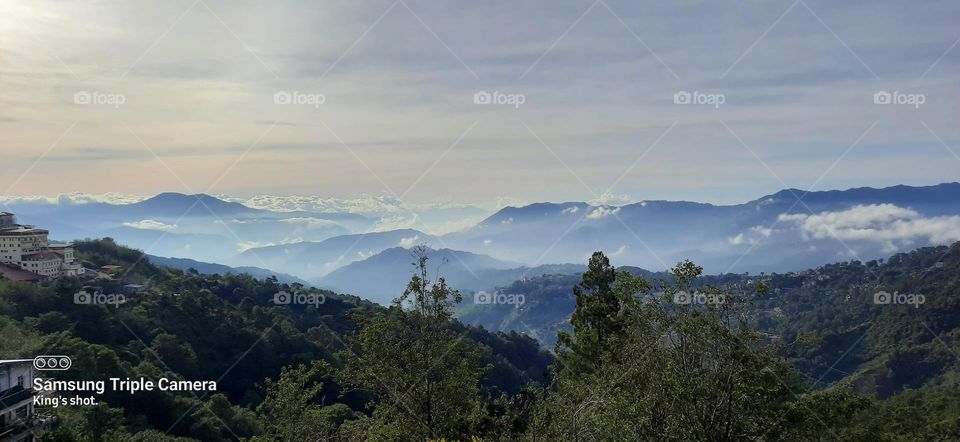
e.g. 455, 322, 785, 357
22, 252, 62, 261
0, 265, 43, 282
0, 226, 48, 234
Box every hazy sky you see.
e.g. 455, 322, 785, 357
2, 0, 958, 208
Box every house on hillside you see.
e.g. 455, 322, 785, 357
0, 359, 43, 441
0, 213, 82, 280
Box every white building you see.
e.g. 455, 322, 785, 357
0, 213, 81, 280
0, 359, 37, 441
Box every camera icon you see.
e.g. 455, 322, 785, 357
34, 355, 72, 371
473, 90, 492, 105
873, 91, 891, 105
873, 291, 891, 304
673, 91, 691, 105
673, 291, 691, 304
274, 91, 292, 105
474, 291, 492, 304
73, 91, 91, 105
273, 291, 292, 304
74, 290, 91, 304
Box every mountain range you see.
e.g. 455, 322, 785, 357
6, 182, 960, 304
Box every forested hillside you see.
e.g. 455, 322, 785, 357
465, 242, 960, 402
1, 239, 957, 440
0, 239, 550, 441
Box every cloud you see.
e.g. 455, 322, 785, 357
236, 238, 304, 253
588, 192, 632, 206
586, 206, 621, 220
4, 1, 958, 203
237, 241, 271, 253
732, 204, 960, 251
398, 235, 419, 248
609, 245, 627, 257
279, 217, 341, 228
0, 193, 146, 205
495, 197, 526, 210
562, 206, 579, 214
728, 226, 773, 245
483, 239, 492, 246
230, 194, 406, 215
779, 204, 960, 245
122, 219, 177, 231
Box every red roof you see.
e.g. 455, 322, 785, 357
0, 264, 43, 282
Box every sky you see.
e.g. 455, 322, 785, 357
2, 0, 958, 210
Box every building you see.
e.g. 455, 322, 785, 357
0, 360, 38, 441
0, 213, 81, 280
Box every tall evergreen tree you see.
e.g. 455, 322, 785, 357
341, 247, 489, 440
555, 251, 626, 374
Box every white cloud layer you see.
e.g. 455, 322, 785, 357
779, 204, 960, 246
587, 206, 621, 220
588, 192, 632, 206
122, 219, 177, 231
731, 204, 960, 252
398, 235, 419, 248
0, 193, 146, 205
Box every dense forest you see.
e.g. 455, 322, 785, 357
1, 239, 958, 440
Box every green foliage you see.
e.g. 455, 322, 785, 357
1, 238, 957, 440
531, 255, 868, 440
253, 361, 351, 441
555, 252, 636, 375
342, 247, 490, 440
0, 239, 541, 441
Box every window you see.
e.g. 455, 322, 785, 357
17, 375, 23, 386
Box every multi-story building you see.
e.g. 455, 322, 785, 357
0, 213, 81, 280
0, 359, 37, 441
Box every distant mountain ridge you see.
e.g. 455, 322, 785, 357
233, 229, 439, 280
316, 246, 519, 304
444, 182, 960, 273
7, 183, 960, 299
146, 254, 311, 286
